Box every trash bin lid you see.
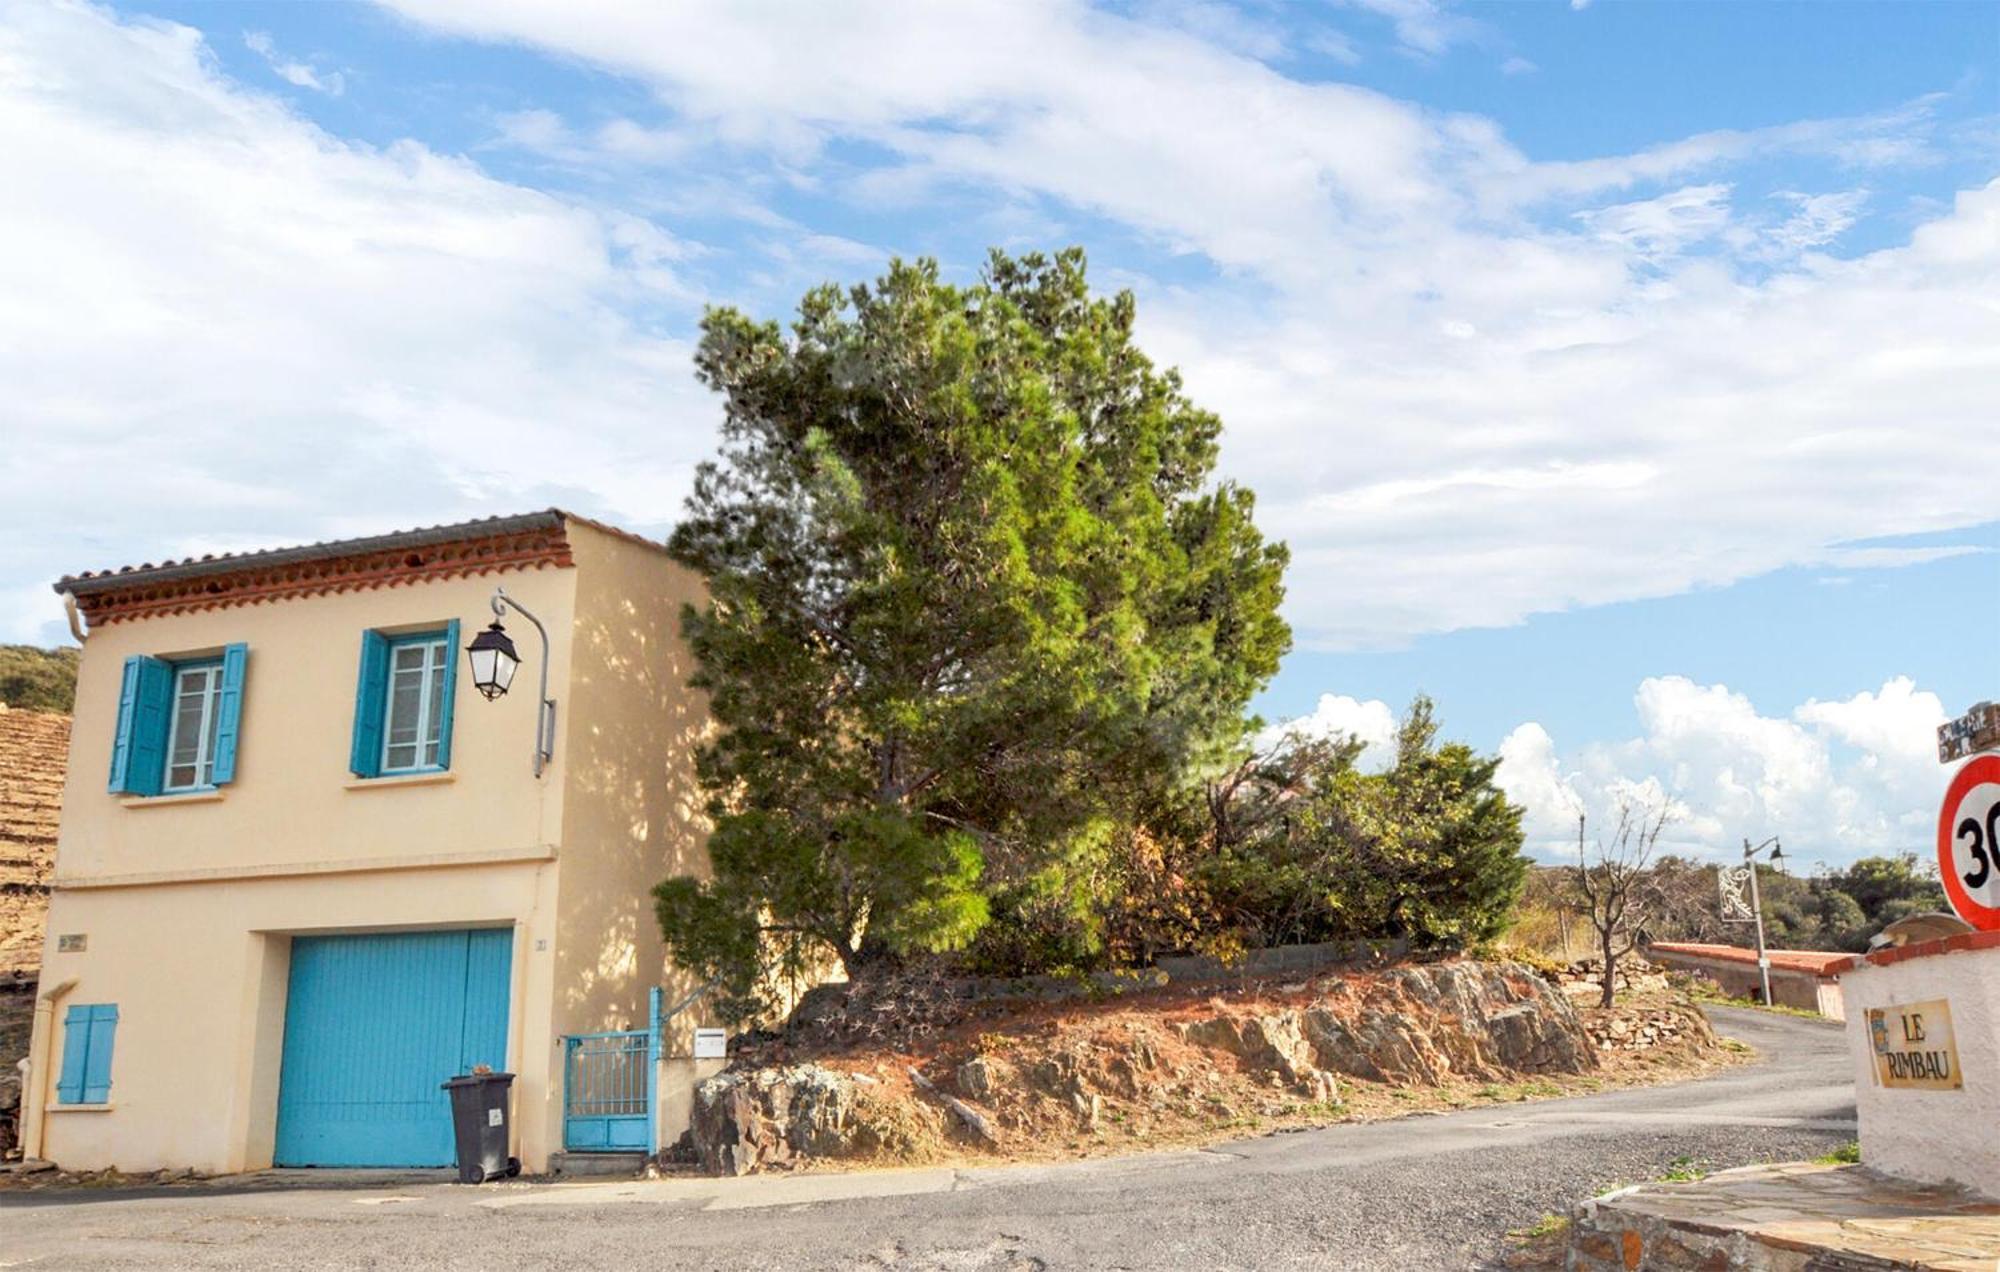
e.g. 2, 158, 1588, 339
441, 1072, 516, 1088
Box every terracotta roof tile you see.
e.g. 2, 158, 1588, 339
57, 510, 573, 592
51, 508, 670, 627
1647, 941, 1851, 976
1826, 928, 2000, 975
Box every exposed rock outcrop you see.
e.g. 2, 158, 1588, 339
689, 960, 1608, 1176
1179, 1010, 1332, 1098
1187, 962, 1593, 1092
689, 1065, 864, 1176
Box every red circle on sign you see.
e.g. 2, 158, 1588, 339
1939, 754, 2000, 931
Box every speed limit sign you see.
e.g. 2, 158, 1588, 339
1940, 754, 2000, 930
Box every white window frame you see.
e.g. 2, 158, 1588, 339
161, 661, 223, 793
380, 634, 449, 775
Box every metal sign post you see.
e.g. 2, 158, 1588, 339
1734, 837, 1783, 1004
1746, 854, 1771, 1006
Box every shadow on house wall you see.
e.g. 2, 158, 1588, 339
553, 528, 715, 1054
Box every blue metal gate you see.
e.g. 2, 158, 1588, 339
562, 988, 659, 1152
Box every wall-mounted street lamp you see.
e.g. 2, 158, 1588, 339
466, 586, 556, 777
1742, 835, 1784, 1006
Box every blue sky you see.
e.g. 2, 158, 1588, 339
1, 0, 1995, 862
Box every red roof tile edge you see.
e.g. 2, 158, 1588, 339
1826, 928, 2000, 975
1648, 941, 1852, 976
52, 508, 673, 626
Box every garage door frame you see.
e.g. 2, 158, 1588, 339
273, 927, 513, 1168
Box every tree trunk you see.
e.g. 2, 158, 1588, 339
1599, 928, 1617, 1009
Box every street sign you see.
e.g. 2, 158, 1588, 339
1867, 999, 1963, 1090
693, 1027, 728, 1059
1939, 702, 2000, 764
1938, 754, 2000, 930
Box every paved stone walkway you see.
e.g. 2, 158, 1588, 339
1571, 1162, 2000, 1271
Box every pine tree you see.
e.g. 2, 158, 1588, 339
656, 250, 1290, 1017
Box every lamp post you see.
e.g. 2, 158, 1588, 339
464, 587, 556, 777
1743, 835, 1784, 1005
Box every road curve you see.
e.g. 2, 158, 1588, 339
0, 1007, 1855, 1271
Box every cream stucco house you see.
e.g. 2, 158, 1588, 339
19, 510, 724, 1176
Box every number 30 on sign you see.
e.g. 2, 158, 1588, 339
1940, 754, 2000, 930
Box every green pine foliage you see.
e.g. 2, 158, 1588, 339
656, 250, 1291, 1019
0, 644, 79, 712
1113, 697, 1530, 960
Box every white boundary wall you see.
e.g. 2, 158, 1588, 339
1838, 934, 2000, 1197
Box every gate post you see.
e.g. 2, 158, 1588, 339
647, 985, 663, 1157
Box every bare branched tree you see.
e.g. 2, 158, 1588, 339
1573, 802, 1673, 1008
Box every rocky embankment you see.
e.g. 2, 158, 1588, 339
689, 960, 1602, 1176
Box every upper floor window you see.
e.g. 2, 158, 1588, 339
164, 659, 225, 791
108, 645, 248, 798
350, 621, 460, 779
385, 633, 449, 773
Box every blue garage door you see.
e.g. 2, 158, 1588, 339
275, 929, 512, 1168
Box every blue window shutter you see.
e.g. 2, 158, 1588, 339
126, 660, 172, 797
434, 619, 461, 771
108, 657, 172, 797
350, 630, 390, 778
56, 1005, 90, 1103
210, 643, 249, 786
106, 656, 144, 793
82, 1005, 119, 1103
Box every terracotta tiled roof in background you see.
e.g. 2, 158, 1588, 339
1647, 941, 1851, 976
51, 508, 670, 627
0, 705, 67, 983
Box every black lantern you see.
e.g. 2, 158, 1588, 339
469, 586, 557, 777
466, 620, 520, 701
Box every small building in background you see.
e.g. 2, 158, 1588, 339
1646, 941, 1849, 1020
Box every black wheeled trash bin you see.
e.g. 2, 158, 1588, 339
441, 1071, 521, 1183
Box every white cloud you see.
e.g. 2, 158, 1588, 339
243, 29, 344, 96
0, 1, 715, 640
369, 0, 2000, 653
1575, 183, 1733, 260
3, 0, 1995, 661
1332, 0, 1482, 58
1764, 188, 1868, 255
1258, 693, 1399, 770
1497, 676, 1951, 866
1306, 29, 1363, 66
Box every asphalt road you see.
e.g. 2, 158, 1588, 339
0, 1008, 1855, 1271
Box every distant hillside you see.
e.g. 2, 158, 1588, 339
0, 645, 79, 713
0, 705, 67, 978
